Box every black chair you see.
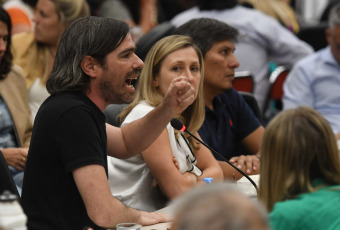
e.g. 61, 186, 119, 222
297, 22, 328, 51
135, 21, 175, 61
104, 104, 128, 127
0, 150, 20, 198
238, 91, 263, 124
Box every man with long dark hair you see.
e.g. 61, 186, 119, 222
21, 16, 194, 229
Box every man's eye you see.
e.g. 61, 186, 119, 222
123, 53, 131, 58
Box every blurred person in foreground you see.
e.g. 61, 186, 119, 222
0, 6, 32, 195
171, 182, 270, 230
21, 16, 195, 230
283, 3, 340, 137
259, 107, 340, 230
174, 18, 264, 180
108, 35, 223, 211
11, 0, 90, 121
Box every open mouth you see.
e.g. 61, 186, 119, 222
125, 77, 138, 88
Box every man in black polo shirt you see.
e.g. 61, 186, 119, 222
174, 18, 264, 180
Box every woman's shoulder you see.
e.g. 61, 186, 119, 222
0, 65, 28, 93
11, 64, 25, 77
122, 101, 155, 125
7, 65, 26, 84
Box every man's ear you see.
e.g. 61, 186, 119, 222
81, 56, 100, 78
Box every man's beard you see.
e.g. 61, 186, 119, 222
99, 69, 140, 104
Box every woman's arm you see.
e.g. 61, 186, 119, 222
142, 130, 223, 200
142, 128, 196, 199
193, 132, 224, 183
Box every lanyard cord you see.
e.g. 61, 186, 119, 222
179, 133, 202, 176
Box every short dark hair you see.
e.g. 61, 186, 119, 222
0, 7, 12, 79
47, 16, 130, 94
173, 18, 239, 57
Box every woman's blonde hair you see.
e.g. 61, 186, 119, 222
239, 0, 299, 33
119, 35, 205, 149
259, 107, 340, 211
32, 0, 90, 84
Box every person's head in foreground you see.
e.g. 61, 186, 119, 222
171, 182, 270, 230
259, 107, 340, 211
119, 35, 205, 146
47, 16, 144, 106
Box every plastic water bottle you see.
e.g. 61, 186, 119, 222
203, 177, 214, 184
0, 191, 27, 230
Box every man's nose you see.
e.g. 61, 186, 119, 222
229, 54, 240, 69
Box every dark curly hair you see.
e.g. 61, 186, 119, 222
0, 7, 12, 80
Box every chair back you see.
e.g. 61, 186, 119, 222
297, 22, 328, 51
233, 71, 254, 93
238, 91, 263, 124
262, 66, 290, 123
0, 150, 20, 198
135, 22, 175, 61
269, 66, 290, 100
104, 104, 128, 127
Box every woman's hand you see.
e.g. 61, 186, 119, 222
2, 148, 28, 171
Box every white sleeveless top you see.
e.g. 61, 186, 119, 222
28, 78, 49, 122
108, 101, 200, 211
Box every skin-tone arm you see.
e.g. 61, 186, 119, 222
73, 76, 193, 227
227, 126, 264, 178
73, 165, 170, 228
107, 76, 195, 159
142, 130, 223, 199
2, 148, 28, 171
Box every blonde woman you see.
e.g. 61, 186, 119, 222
239, 0, 300, 33
11, 0, 90, 121
259, 107, 340, 230
108, 35, 223, 212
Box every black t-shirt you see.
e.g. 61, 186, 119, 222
21, 92, 107, 230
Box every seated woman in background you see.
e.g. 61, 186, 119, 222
0, 6, 32, 195
108, 35, 223, 212
238, 0, 300, 33
259, 107, 340, 230
11, 0, 89, 121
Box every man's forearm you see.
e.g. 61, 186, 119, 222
121, 101, 174, 155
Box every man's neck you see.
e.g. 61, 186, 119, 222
204, 87, 221, 111
86, 83, 108, 112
